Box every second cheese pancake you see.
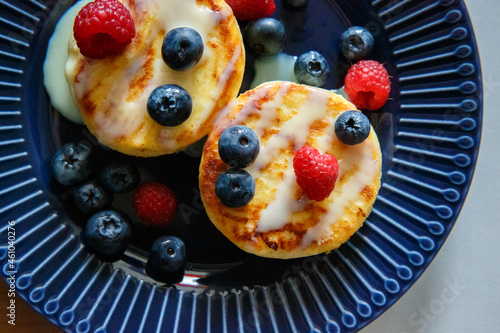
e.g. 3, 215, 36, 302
200, 82, 382, 259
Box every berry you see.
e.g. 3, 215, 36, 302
225, 0, 276, 21
101, 163, 139, 193
335, 111, 371, 145
244, 18, 286, 56
73, 181, 112, 214
84, 210, 131, 255
294, 51, 331, 87
147, 84, 192, 127
215, 168, 255, 208
73, 0, 135, 59
132, 181, 178, 226
293, 146, 339, 202
149, 236, 186, 273
162, 27, 204, 71
340, 26, 374, 62
218, 125, 260, 168
51, 143, 93, 186
344, 60, 391, 110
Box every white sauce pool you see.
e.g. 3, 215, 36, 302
43, 0, 94, 124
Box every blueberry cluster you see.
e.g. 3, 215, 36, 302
215, 125, 260, 208
51, 143, 187, 283
51, 143, 140, 257
147, 27, 205, 127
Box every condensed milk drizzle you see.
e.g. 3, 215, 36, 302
247, 83, 331, 176
219, 82, 283, 128
252, 82, 291, 138
249, 84, 332, 233
197, 44, 243, 128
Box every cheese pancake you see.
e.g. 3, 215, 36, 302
65, 0, 245, 157
199, 82, 382, 259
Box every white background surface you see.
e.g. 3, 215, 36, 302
361, 1, 500, 332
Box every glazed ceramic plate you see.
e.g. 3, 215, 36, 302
0, 0, 482, 332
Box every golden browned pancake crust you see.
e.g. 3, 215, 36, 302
66, 0, 245, 157
199, 82, 382, 259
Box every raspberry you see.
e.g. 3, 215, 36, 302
225, 0, 276, 21
132, 181, 177, 226
73, 0, 136, 59
293, 146, 339, 202
344, 60, 391, 110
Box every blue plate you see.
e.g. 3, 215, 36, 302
0, 0, 482, 332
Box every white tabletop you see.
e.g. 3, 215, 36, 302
361, 1, 500, 332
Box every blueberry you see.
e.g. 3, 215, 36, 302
51, 143, 93, 186
162, 27, 204, 71
149, 236, 186, 273
340, 26, 374, 62
244, 18, 286, 56
218, 125, 260, 168
73, 181, 112, 214
215, 168, 255, 208
334, 111, 371, 145
84, 210, 131, 255
147, 84, 192, 126
294, 51, 330, 87
284, 0, 309, 8
101, 163, 139, 193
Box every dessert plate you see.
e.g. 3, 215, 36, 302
0, 0, 482, 332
